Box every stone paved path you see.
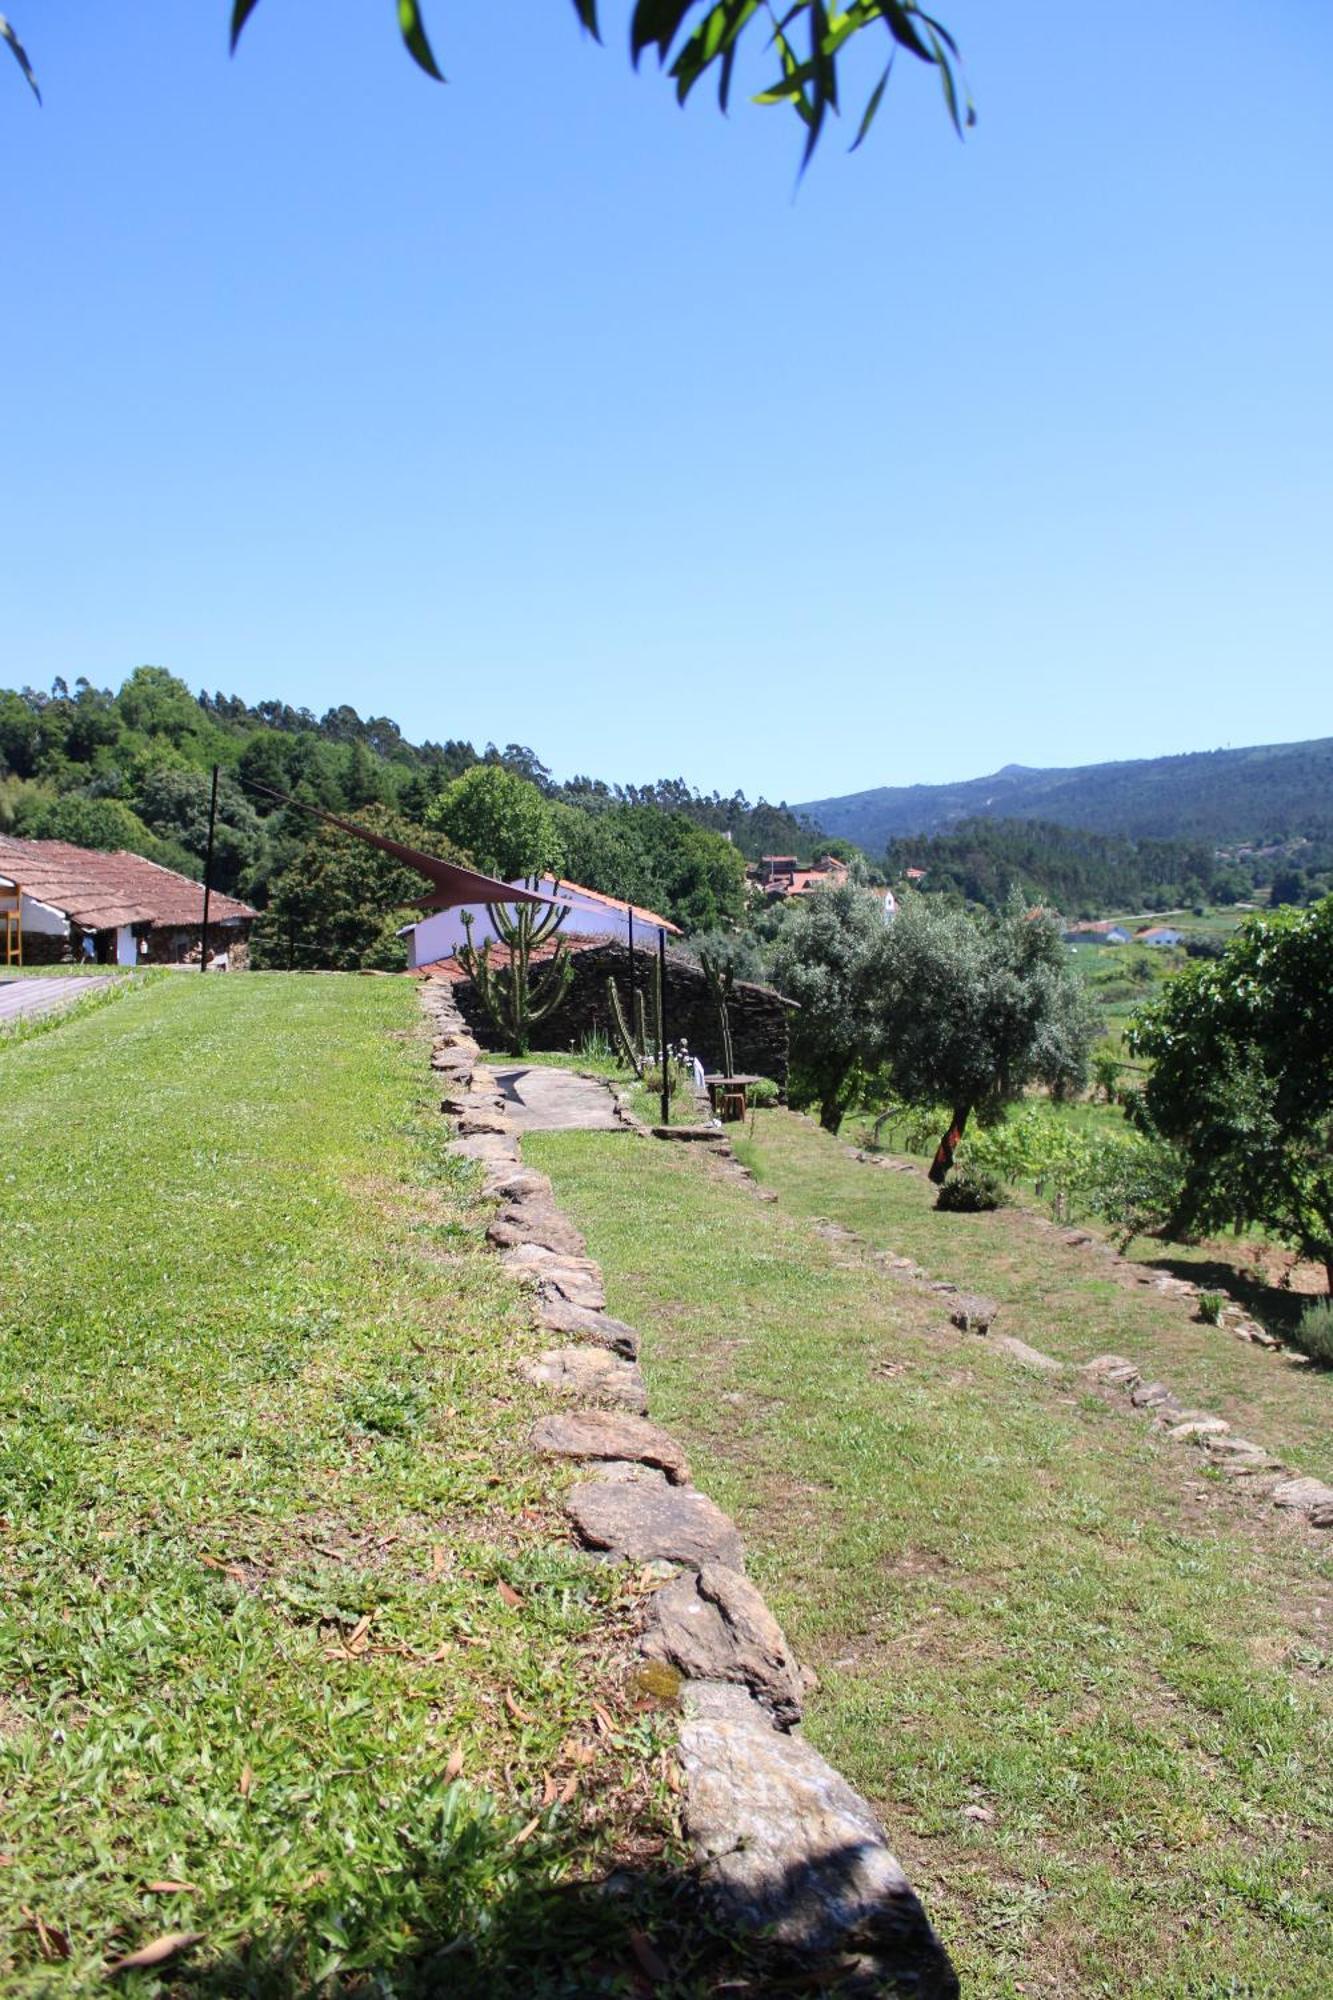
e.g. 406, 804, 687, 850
483, 1063, 625, 1133
0, 975, 115, 1026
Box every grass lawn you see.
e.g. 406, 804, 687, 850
0, 976, 673, 1994
529, 1114, 1333, 1998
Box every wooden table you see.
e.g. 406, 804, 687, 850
703, 1073, 765, 1121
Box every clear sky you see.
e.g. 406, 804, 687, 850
3, 2, 1330, 804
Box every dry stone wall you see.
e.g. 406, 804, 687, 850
448, 939, 791, 1088
419, 980, 957, 1996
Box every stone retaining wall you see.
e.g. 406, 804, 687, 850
448, 939, 791, 1088
420, 981, 957, 1995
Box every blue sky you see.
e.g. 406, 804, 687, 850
2, 2, 1330, 804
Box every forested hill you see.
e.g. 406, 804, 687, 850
796, 736, 1333, 853
0, 669, 815, 953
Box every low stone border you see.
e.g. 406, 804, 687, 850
419, 982, 958, 1993
1082, 1354, 1333, 1530
800, 1200, 1333, 1539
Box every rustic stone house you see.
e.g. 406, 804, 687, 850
0, 835, 256, 967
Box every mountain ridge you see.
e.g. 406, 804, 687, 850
794, 735, 1333, 852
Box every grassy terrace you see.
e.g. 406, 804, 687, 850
530, 1114, 1333, 1998
0, 977, 669, 1994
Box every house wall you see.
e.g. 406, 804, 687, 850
447, 938, 790, 1086
408, 880, 659, 969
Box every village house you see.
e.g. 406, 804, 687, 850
752, 853, 850, 900
1136, 925, 1185, 947
1063, 920, 1132, 945
0, 835, 256, 967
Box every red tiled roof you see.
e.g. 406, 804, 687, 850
0, 836, 256, 930
548, 878, 681, 935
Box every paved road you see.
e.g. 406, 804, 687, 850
484, 1063, 626, 1133
0, 975, 116, 1026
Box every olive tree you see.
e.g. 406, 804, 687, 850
1130, 897, 1333, 1292
5, 5, 972, 162
770, 881, 888, 1130
877, 894, 1098, 1182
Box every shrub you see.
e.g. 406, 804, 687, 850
747, 1077, 780, 1108
935, 1164, 1004, 1213
1295, 1299, 1333, 1366
1196, 1292, 1225, 1325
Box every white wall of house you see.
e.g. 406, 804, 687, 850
12, 889, 70, 941
115, 925, 138, 966
406, 878, 667, 969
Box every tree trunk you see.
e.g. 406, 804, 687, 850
928, 1103, 971, 1185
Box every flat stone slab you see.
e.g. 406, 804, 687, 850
533, 1295, 639, 1358
484, 1166, 555, 1205
483, 1063, 625, 1132
992, 1335, 1061, 1372
447, 1133, 520, 1167
520, 1346, 648, 1414
1271, 1476, 1333, 1523
567, 1479, 744, 1569
1167, 1416, 1232, 1441
487, 1202, 588, 1257
679, 1682, 956, 1987
502, 1244, 606, 1311
643, 1564, 804, 1726
1131, 1381, 1180, 1410
946, 1293, 999, 1333
1083, 1355, 1141, 1386
533, 1409, 690, 1483
459, 1109, 513, 1137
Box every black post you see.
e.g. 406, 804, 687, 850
200, 762, 219, 973
658, 925, 669, 1127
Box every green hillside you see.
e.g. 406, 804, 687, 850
796, 736, 1333, 852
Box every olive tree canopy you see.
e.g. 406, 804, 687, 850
5, 4, 971, 162
877, 895, 1097, 1181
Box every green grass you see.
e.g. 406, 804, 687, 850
0, 977, 674, 1994
529, 1116, 1333, 1998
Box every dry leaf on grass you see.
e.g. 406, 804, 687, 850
238, 1766, 253, 1798
144, 1881, 196, 1895
22, 1910, 71, 1962
510, 1815, 541, 1847
496, 1581, 524, 1608
503, 1690, 537, 1726
106, 1931, 204, 1975
443, 1746, 464, 1782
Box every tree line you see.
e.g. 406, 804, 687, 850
0, 668, 818, 964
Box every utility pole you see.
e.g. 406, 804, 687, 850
200, 763, 219, 973
658, 925, 669, 1128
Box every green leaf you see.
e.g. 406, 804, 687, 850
0, 12, 40, 102
630, 2, 696, 68
228, 0, 264, 56
396, 0, 445, 83
850, 55, 892, 151
568, 0, 602, 36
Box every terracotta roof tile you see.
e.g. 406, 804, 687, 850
0, 836, 256, 930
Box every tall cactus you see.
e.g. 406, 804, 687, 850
606, 947, 664, 1076
458, 893, 573, 1056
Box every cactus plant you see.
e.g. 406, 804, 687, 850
458, 893, 573, 1056
606, 951, 663, 1077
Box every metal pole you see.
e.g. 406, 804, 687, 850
627, 904, 635, 1012
658, 925, 669, 1127
200, 763, 219, 973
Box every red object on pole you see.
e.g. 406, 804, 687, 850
240, 783, 558, 913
